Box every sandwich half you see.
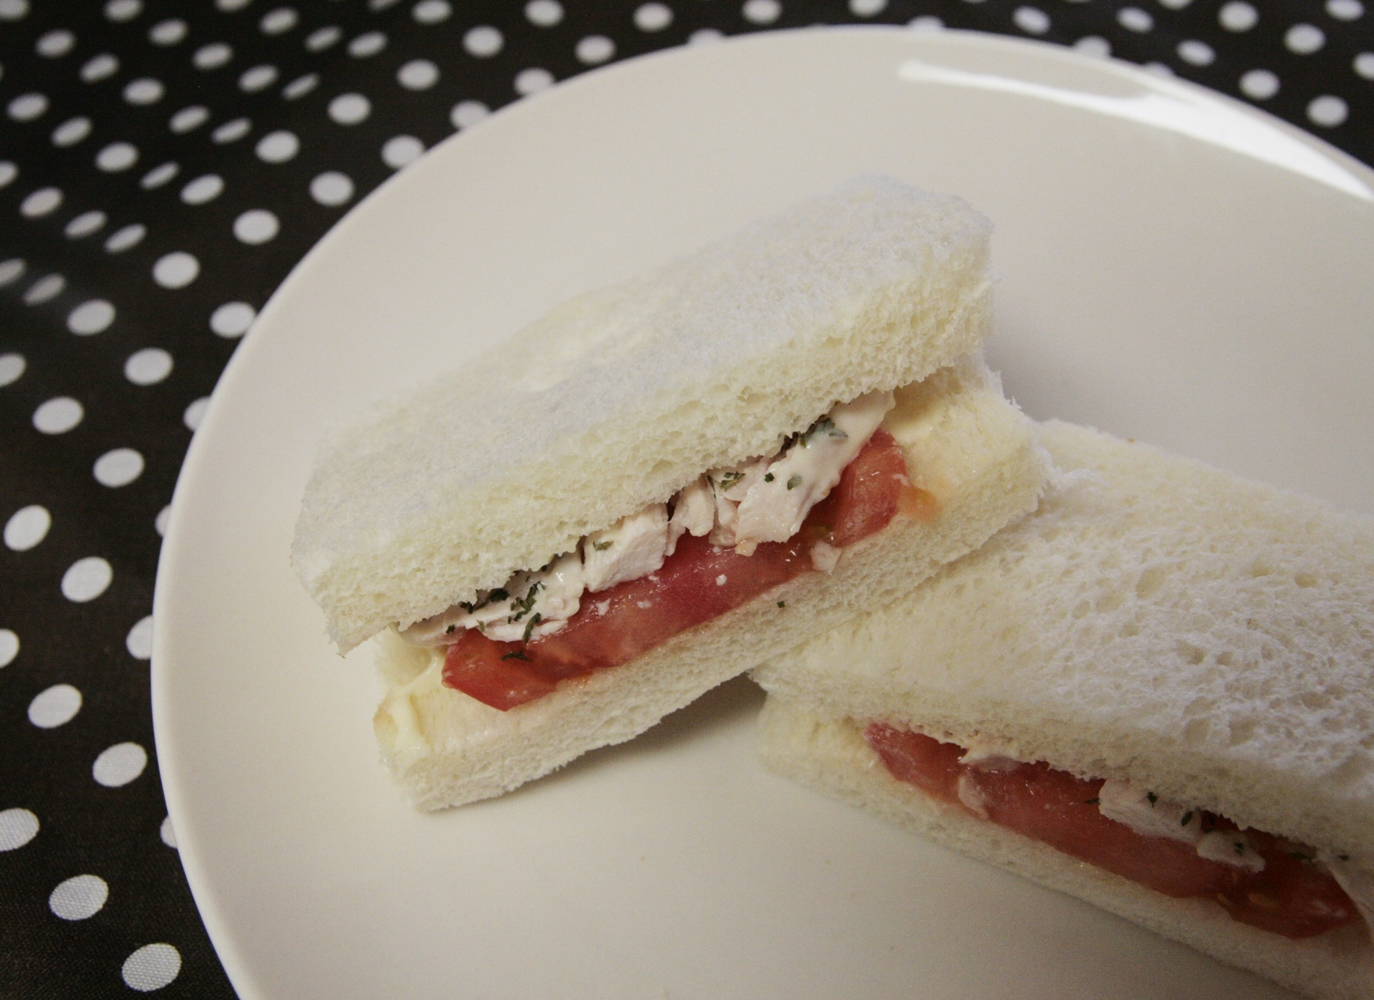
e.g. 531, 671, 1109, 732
291, 175, 1048, 808
754, 420, 1374, 1000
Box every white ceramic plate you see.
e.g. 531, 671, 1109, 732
153, 27, 1374, 1000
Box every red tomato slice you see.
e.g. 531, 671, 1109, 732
444, 430, 913, 710
864, 725, 1358, 940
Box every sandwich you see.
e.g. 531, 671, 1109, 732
291, 175, 1048, 809
753, 420, 1374, 999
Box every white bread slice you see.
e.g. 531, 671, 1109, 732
752, 420, 1374, 999
292, 175, 998, 652
373, 356, 1047, 808
756, 697, 1374, 1000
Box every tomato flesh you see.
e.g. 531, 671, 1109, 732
864, 725, 1358, 940
444, 430, 912, 711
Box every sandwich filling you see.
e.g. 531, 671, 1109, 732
400, 391, 933, 711
864, 724, 1366, 941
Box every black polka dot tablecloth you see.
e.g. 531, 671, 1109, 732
0, 0, 1369, 995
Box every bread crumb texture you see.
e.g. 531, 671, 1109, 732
757, 698, 1374, 1000
753, 420, 1374, 866
292, 175, 994, 651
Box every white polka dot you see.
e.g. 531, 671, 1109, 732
239, 64, 278, 91
149, 17, 187, 44
155, 506, 171, 536
193, 42, 233, 69
153, 252, 199, 289
0, 352, 25, 385
1356, 52, 1374, 78
309, 171, 354, 206
218, 0, 251, 8
126, 614, 154, 659
283, 73, 318, 99
96, 142, 138, 172
1013, 6, 1050, 33
33, 397, 83, 434
514, 67, 554, 95
450, 100, 490, 129
28, 683, 82, 728
398, 59, 439, 89
212, 117, 252, 143
367, 137, 420, 177
234, 209, 279, 244
63, 558, 112, 601
1308, 94, 1348, 126
5, 505, 50, 551
525, 0, 562, 26
123, 944, 181, 992
635, 3, 673, 30
210, 300, 256, 335
9, 93, 48, 122
105, 0, 142, 21
260, 6, 298, 33
1328, 0, 1363, 18
370, 0, 402, 10
255, 130, 298, 163
1285, 23, 1324, 54
1159, 0, 1192, 7
124, 77, 165, 105
94, 742, 147, 788
183, 396, 210, 430
350, 31, 387, 57
66, 211, 106, 237
68, 300, 116, 335
81, 53, 119, 82
329, 93, 371, 124
1116, 6, 1153, 31
0, 0, 29, 20
1219, 1, 1258, 30
576, 35, 615, 64
160, 815, 177, 847
169, 106, 210, 133
20, 187, 61, 217
1074, 34, 1111, 56
0, 259, 23, 286
0, 162, 16, 187
742, 0, 782, 24
306, 25, 342, 50
908, 16, 943, 30
124, 347, 173, 384
52, 116, 92, 146
181, 173, 224, 204
849, 0, 887, 14
105, 224, 146, 253
1240, 68, 1280, 99
36, 28, 76, 57
50, 874, 109, 920
23, 274, 65, 304
688, 27, 725, 43
0, 808, 38, 850
464, 25, 503, 57
1177, 39, 1215, 65
141, 161, 180, 188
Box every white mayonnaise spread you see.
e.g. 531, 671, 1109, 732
1098, 779, 1264, 871
400, 392, 897, 647
1196, 830, 1266, 872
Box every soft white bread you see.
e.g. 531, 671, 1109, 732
753, 420, 1374, 865
373, 356, 1048, 808
752, 420, 1374, 999
756, 697, 1374, 1000
292, 175, 997, 652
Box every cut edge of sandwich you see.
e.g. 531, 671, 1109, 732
291, 175, 998, 653
756, 696, 1374, 1000
371, 354, 1049, 809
